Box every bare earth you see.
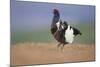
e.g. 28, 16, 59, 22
10, 42, 95, 66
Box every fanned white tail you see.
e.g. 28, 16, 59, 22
65, 25, 74, 43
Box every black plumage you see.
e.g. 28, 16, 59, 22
51, 9, 60, 35
51, 9, 82, 49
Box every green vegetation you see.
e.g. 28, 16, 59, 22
11, 28, 54, 44
11, 23, 95, 44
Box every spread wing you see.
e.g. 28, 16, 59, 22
73, 27, 82, 36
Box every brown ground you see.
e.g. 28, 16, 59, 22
10, 42, 95, 66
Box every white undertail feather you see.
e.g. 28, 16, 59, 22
65, 25, 74, 43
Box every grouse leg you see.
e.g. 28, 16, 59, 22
61, 44, 65, 50
57, 43, 62, 48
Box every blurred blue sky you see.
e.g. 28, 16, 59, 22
11, 0, 95, 31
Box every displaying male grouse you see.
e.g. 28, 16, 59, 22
51, 9, 82, 49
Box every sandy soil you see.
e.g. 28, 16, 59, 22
10, 42, 95, 66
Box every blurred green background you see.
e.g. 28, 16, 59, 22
11, 22, 95, 44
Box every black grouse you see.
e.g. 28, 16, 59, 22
51, 9, 82, 49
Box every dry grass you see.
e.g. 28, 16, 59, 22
10, 42, 95, 66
